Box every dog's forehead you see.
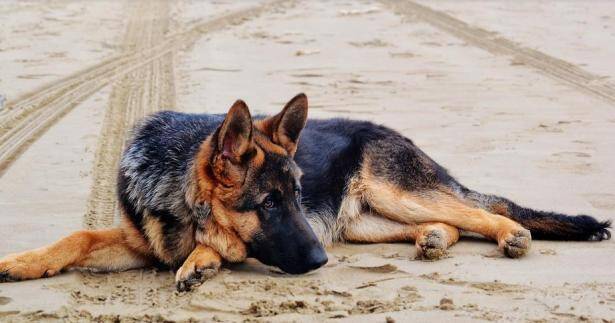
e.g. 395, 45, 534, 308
278, 155, 299, 174
245, 153, 298, 194
264, 153, 300, 179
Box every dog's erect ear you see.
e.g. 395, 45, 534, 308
212, 99, 255, 186
218, 100, 253, 163
257, 93, 308, 156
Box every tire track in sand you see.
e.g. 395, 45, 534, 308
0, 0, 70, 16
83, 0, 175, 229
0, 0, 289, 178
83, 0, 292, 229
381, 0, 615, 106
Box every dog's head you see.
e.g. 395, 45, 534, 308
198, 93, 327, 274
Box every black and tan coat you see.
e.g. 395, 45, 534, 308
0, 94, 610, 291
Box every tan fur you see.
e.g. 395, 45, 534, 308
230, 210, 261, 242
276, 133, 297, 155
253, 114, 275, 134
142, 211, 173, 263
305, 176, 365, 246
196, 217, 248, 263
72, 243, 149, 271
251, 143, 266, 170
0, 93, 537, 286
343, 212, 459, 259
191, 113, 267, 264
175, 244, 222, 284
343, 215, 459, 246
210, 189, 261, 243
415, 222, 460, 247
332, 176, 367, 241
212, 152, 247, 187
253, 93, 307, 156
254, 131, 288, 156
217, 100, 254, 163
190, 97, 306, 269
194, 136, 216, 203
489, 202, 511, 217
338, 176, 365, 224
343, 211, 416, 242
0, 227, 151, 280
359, 171, 528, 248
184, 165, 202, 208
119, 215, 152, 255
413, 222, 460, 260
342, 211, 460, 260
175, 223, 198, 263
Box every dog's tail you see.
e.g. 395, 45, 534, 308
459, 187, 611, 241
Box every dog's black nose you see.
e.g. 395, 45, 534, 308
306, 247, 328, 271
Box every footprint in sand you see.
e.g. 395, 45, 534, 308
583, 193, 615, 210
291, 73, 324, 78
454, 139, 496, 154
389, 51, 416, 58
534, 120, 582, 133
349, 39, 391, 48
337, 7, 380, 17
540, 151, 596, 175
440, 105, 473, 112
551, 151, 592, 158
18, 74, 56, 79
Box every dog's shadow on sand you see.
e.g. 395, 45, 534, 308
224, 259, 321, 278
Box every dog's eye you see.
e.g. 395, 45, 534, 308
262, 196, 275, 209
294, 188, 301, 198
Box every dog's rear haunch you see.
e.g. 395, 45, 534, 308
0, 94, 610, 291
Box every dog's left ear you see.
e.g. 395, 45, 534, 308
257, 93, 308, 156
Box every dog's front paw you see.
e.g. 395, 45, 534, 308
175, 261, 220, 292
0, 251, 58, 282
175, 246, 222, 292
499, 228, 531, 258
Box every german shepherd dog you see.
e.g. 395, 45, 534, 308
0, 94, 611, 291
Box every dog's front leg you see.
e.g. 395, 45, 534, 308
175, 244, 222, 292
175, 217, 249, 291
0, 227, 149, 282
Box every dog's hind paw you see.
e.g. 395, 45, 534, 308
415, 229, 449, 261
500, 229, 532, 258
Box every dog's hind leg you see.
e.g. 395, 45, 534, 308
342, 211, 459, 260
0, 221, 151, 282
360, 175, 531, 258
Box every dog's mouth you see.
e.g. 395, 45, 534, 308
277, 262, 326, 275
284, 248, 328, 274
249, 243, 328, 275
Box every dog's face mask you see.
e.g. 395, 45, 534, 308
208, 94, 327, 274
245, 152, 327, 274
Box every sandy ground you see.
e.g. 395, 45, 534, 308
1, 0, 614, 322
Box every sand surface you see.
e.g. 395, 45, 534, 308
1, 1, 614, 322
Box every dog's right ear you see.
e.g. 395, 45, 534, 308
217, 100, 253, 163
195, 100, 255, 196
211, 100, 255, 186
